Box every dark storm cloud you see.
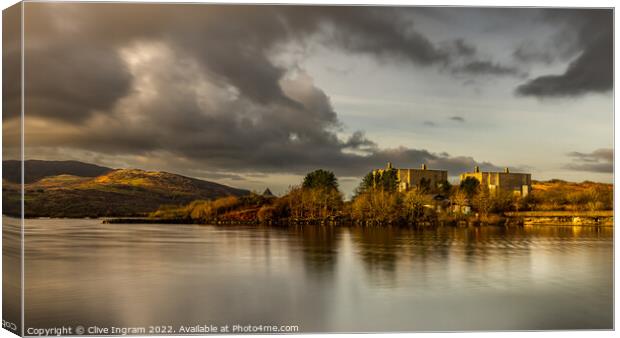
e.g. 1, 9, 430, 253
340, 148, 503, 177
512, 25, 581, 65
26, 45, 132, 122
565, 148, 613, 173
453, 61, 524, 77
343, 131, 377, 151
449, 116, 465, 123
23, 4, 518, 178
440, 38, 520, 78
450, 39, 476, 57
438, 39, 476, 59
23, 4, 455, 117
200, 172, 247, 181
516, 9, 612, 97
22, 4, 524, 123
568, 149, 613, 163
2, 4, 22, 121
305, 6, 450, 65
513, 42, 554, 64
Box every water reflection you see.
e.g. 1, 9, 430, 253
3, 216, 21, 334
16, 219, 612, 332
289, 225, 340, 279
352, 227, 400, 281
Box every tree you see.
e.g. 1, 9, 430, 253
351, 187, 401, 224
460, 177, 480, 198
491, 191, 514, 213
290, 171, 344, 220
472, 186, 492, 216
303, 169, 339, 191
355, 172, 375, 196
451, 190, 469, 214
377, 169, 398, 192
417, 177, 431, 193
354, 169, 398, 195
437, 180, 452, 196
402, 188, 432, 222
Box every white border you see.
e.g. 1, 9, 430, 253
0, 1, 616, 338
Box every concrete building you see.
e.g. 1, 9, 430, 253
459, 166, 531, 197
373, 162, 448, 192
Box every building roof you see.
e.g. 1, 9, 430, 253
380, 162, 447, 172
461, 166, 530, 175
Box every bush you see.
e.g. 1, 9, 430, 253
402, 188, 432, 222
286, 186, 343, 220
351, 188, 402, 224
257, 205, 276, 222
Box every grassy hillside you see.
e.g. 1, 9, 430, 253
528, 179, 613, 211
3, 168, 250, 218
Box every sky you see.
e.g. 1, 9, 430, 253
3, 3, 613, 196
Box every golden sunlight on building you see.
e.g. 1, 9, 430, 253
373, 162, 448, 192
460, 166, 532, 197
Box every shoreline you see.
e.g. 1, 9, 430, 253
503, 210, 613, 226
101, 213, 614, 227
5, 212, 613, 227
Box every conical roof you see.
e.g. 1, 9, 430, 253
262, 188, 275, 197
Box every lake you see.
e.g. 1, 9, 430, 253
7, 218, 614, 333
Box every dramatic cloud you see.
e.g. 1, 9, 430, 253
308, 7, 450, 66
2, 4, 22, 122
26, 45, 132, 122
449, 39, 476, 57
565, 149, 613, 173
18, 4, 513, 180
9, 4, 611, 193
343, 131, 378, 152
453, 61, 524, 77
23, 37, 499, 179
513, 41, 554, 64
20, 4, 527, 125
342, 148, 503, 177
516, 9, 612, 97
512, 33, 579, 65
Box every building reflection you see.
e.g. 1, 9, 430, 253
288, 225, 340, 279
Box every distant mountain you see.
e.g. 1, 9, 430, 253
3, 160, 113, 183
2, 161, 250, 217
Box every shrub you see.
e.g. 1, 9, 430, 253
402, 188, 432, 222
257, 205, 276, 222
351, 188, 402, 224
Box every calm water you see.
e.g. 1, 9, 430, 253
10, 218, 614, 332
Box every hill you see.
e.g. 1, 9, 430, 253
2, 162, 250, 217
3, 160, 113, 183
529, 179, 613, 211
